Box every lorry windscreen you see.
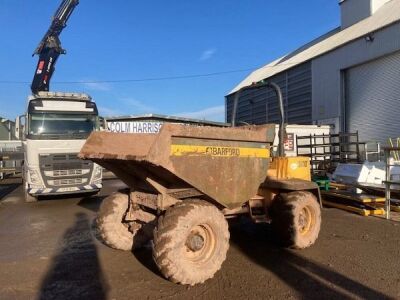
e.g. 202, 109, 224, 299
29, 113, 97, 139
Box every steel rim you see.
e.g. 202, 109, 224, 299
298, 206, 314, 235
184, 224, 215, 263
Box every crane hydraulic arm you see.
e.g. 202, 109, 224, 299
31, 0, 79, 94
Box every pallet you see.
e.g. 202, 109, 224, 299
370, 202, 400, 213
322, 199, 385, 216
329, 182, 350, 190
321, 190, 385, 204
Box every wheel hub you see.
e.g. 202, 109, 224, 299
186, 233, 205, 252
184, 224, 215, 262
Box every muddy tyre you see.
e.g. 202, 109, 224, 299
153, 200, 229, 285
271, 191, 321, 249
97, 192, 134, 251
25, 190, 37, 203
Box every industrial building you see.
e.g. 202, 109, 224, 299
0, 118, 16, 141
226, 0, 400, 144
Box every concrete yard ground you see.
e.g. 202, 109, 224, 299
0, 179, 399, 300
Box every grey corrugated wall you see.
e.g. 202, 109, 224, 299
226, 62, 312, 125
312, 21, 400, 126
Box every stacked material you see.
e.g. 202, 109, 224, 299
333, 161, 400, 187
321, 181, 400, 216
321, 186, 385, 216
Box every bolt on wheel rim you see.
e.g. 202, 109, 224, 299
184, 224, 215, 263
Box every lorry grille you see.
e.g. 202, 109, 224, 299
45, 169, 90, 177
54, 169, 82, 176
52, 162, 83, 170
39, 153, 93, 187
48, 178, 87, 186
51, 154, 79, 160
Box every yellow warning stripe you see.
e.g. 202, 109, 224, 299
171, 144, 270, 158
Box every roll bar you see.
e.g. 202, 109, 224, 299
231, 81, 286, 156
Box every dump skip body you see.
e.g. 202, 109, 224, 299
80, 123, 276, 208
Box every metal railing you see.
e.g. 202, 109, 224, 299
0, 141, 23, 179
383, 146, 400, 220
364, 141, 382, 162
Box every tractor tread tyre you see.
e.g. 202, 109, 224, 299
97, 192, 133, 251
271, 191, 321, 249
153, 200, 229, 286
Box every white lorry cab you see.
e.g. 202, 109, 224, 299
16, 91, 103, 202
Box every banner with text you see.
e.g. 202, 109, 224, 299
107, 121, 164, 134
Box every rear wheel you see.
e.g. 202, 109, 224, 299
97, 192, 135, 251
270, 191, 321, 249
153, 200, 229, 285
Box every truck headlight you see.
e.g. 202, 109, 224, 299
93, 165, 103, 180
29, 169, 43, 185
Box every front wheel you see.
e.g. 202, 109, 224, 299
153, 200, 230, 285
25, 190, 37, 203
97, 192, 134, 251
270, 191, 321, 249
23, 179, 37, 203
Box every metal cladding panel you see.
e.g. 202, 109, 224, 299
312, 21, 400, 123
231, 0, 400, 94
226, 62, 312, 125
345, 51, 400, 144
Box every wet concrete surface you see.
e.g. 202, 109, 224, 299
0, 179, 399, 299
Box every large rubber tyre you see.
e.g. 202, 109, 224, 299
270, 191, 321, 249
153, 200, 230, 286
97, 192, 134, 251
25, 190, 37, 203
23, 179, 37, 203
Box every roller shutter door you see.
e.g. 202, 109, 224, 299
345, 51, 400, 143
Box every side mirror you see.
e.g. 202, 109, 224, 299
15, 115, 26, 140
98, 117, 107, 131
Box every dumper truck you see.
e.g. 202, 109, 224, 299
79, 81, 322, 285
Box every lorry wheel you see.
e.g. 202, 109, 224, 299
23, 180, 37, 203
25, 190, 37, 203
271, 191, 321, 249
153, 200, 229, 285
97, 192, 134, 251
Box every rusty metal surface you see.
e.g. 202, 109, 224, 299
79, 132, 157, 160
80, 124, 276, 208
167, 188, 204, 199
